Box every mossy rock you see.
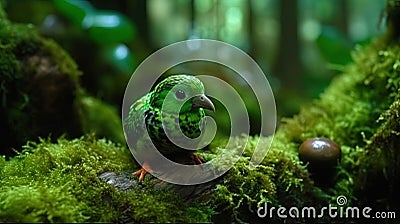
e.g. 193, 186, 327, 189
0, 5, 124, 155
0, 19, 82, 155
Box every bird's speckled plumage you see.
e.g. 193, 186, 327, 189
124, 75, 215, 180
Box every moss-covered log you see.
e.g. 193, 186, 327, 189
0, 136, 213, 223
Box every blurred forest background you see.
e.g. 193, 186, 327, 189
4, 0, 385, 118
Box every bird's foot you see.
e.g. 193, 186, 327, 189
133, 162, 152, 182
193, 154, 205, 165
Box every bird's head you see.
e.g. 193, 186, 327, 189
149, 75, 215, 114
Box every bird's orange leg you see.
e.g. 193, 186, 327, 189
193, 154, 204, 165
133, 162, 153, 182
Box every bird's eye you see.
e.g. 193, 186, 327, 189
175, 89, 186, 99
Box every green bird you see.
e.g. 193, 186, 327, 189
124, 74, 215, 181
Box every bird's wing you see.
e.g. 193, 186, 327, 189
123, 94, 149, 147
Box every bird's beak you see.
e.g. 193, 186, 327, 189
192, 94, 215, 112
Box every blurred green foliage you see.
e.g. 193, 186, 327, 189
316, 26, 353, 65
52, 0, 138, 105
53, 0, 136, 44
80, 96, 125, 145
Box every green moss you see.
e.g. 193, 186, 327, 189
1, 0, 400, 222
40, 38, 81, 83
2, 34, 400, 222
202, 21, 400, 223
0, 136, 212, 223
199, 135, 321, 222
354, 96, 400, 208
272, 36, 400, 212
0, 185, 88, 222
